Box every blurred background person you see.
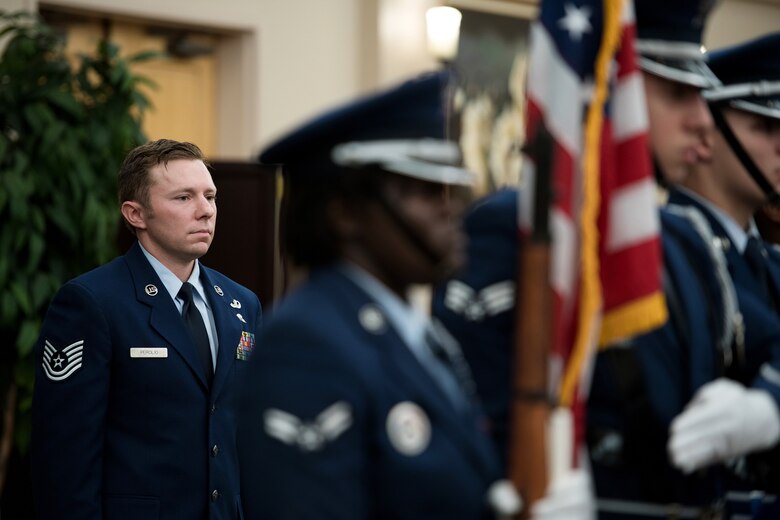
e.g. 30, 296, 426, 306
237, 71, 590, 519
665, 32, 780, 517
431, 0, 742, 518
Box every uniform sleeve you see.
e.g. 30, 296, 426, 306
237, 331, 370, 519
32, 281, 112, 519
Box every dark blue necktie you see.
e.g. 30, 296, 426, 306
424, 320, 477, 411
178, 282, 213, 384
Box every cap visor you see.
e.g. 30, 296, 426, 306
640, 56, 720, 89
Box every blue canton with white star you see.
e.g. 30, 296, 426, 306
542, 1, 604, 80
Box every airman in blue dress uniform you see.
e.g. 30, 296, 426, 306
662, 32, 780, 517
236, 72, 525, 519
31, 139, 263, 519
592, 11, 780, 520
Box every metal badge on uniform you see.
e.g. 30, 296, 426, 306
230, 299, 241, 309
263, 401, 353, 452
712, 236, 730, 252
145, 284, 158, 296
386, 401, 431, 456
236, 331, 255, 360
130, 347, 168, 358
213, 285, 224, 296
42, 339, 84, 382
358, 304, 386, 334
236, 313, 247, 324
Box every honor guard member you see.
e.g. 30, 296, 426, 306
670, 32, 780, 311
663, 32, 780, 516
236, 72, 584, 519
595, 27, 780, 519
431, 0, 746, 517
583, 0, 780, 517
31, 140, 262, 520
238, 72, 516, 519
584, 0, 732, 517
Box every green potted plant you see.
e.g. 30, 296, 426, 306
0, 10, 155, 499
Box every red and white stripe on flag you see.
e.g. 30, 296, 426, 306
519, 0, 667, 411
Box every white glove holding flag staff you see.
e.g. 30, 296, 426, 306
491, 407, 595, 520
490, 470, 594, 520
668, 378, 780, 473
530, 406, 595, 520
489, 469, 594, 520
530, 469, 595, 520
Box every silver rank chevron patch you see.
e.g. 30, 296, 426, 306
443, 280, 515, 321
263, 401, 353, 452
42, 339, 84, 382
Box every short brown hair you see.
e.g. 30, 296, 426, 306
118, 139, 206, 208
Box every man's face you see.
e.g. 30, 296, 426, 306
136, 159, 217, 269
644, 72, 713, 185
348, 175, 468, 295
711, 107, 780, 208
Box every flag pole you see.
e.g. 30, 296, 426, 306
508, 122, 554, 514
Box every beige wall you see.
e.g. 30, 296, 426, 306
1, 0, 33, 10
3, 0, 780, 158
7, 0, 367, 158
375, 0, 439, 88
707, 0, 780, 49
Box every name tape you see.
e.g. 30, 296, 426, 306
130, 347, 168, 358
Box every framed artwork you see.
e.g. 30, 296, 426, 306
449, 5, 533, 195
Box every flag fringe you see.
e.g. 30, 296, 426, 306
559, 0, 625, 408
599, 290, 668, 347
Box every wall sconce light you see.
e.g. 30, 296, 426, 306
425, 6, 462, 63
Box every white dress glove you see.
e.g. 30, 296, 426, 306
668, 378, 780, 474
530, 468, 595, 520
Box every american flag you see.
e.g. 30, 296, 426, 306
520, 0, 667, 427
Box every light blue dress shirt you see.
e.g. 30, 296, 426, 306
139, 243, 219, 368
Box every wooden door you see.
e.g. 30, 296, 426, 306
43, 11, 219, 156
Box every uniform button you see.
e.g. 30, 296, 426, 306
211, 444, 219, 457
211, 489, 219, 502
210, 404, 217, 415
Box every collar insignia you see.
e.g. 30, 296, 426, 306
358, 304, 386, 334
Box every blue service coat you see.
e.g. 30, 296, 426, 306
665, 191, 780, 515
660, 198, 780, 406
668, 189, 780, 308
32, 241, 262, 520
588, 207, 737, 518
591, 203, 780, 518
237, 266, 503, 519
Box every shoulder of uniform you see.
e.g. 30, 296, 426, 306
765, 241, 780, 259
662, 204, 727, 252
465, 188, 518, 235
662, 203, 740, 353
